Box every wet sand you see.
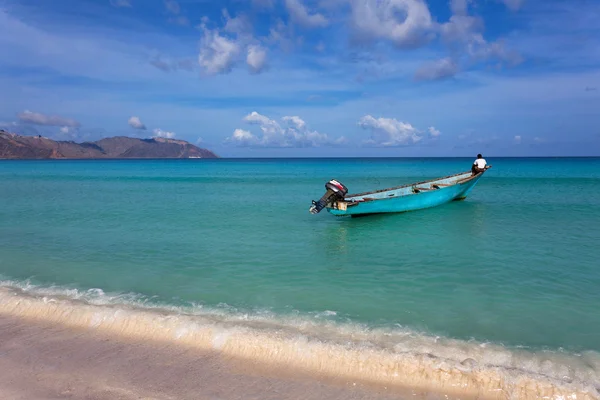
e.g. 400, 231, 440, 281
0, 315, 421, 400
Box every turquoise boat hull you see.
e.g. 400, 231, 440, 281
325, 170, 487, 217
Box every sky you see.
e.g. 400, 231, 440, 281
0, 0, 599, 157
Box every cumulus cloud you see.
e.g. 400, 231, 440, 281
223, 10, 252, 36
415, 58, 458, 81
282, 116, 306, 130
349, 0, 434, 48
128, 116, 146, 130
440, 3, 522, 67
428, 127, 441, 137
285, 0, 329, 28
198, 25, 241, 75
231, 128, 257, 145
17, 110, 80, 127
450, 0, 472, 15
228, 112, 345, 147
197, 15, 269, 76
247, 45, 268, 74
153, 128, 175, 139
110, 0, 131, 7
441, 15, 483, 44
359, 115, 439, 146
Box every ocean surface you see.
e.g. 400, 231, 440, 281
1, 158, 599, 398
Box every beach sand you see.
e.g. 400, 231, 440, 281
0, 315, 428, 400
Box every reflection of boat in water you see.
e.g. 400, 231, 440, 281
309, 168, 491, 217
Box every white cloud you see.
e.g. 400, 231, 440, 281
282, 116, 306, 130
128, 116, 146, 130
441, 15, 482, 44
17, 110, 80, 127
110, 0, 132, 8
60, 126, 70, 134
228, 111, 345, 147
450, 0, 471, 15
514, 135, 522, 144
359, 115, 432, 146
231, 128, 259, 146
247, 45, 268, 74
349, 0, 434, 48
153, 128, 175, 138
285, 0, 329, 28
196, 12, 265, 76
428, 126, 441, 137
440, 10, 521, 67
198, 26, 241, 75
415, 58, 458, 81
223, 10, 252, 36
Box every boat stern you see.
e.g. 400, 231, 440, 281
309, 179, 349, 214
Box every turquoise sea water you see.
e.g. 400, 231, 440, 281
1, 158, 600, 393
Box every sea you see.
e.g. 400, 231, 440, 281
1, 158, 599, 399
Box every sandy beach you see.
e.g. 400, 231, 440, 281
0, 314, 421, 400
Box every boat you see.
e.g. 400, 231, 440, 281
309, 167, 491, 217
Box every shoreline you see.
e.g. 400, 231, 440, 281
0, 288, 597, 400
0, 314, 414, 400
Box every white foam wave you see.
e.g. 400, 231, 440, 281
0, 280, 598, 400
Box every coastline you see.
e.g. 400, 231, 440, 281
0, 314, 411, 400
0, 287, 597, 400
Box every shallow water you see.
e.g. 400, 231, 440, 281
1, 158, 599, 398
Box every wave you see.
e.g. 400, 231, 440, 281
0, 280, 598, 400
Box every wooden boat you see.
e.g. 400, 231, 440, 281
309, 167, 491, 217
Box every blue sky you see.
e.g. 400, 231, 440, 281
0, 0, 598, 157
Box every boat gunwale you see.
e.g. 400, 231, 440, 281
344, 170, 483, 200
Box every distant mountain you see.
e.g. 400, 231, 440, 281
0, 130, 218, 159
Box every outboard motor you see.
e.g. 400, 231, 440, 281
309, 179, 348, 214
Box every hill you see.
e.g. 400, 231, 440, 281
0, 130, 218, 159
